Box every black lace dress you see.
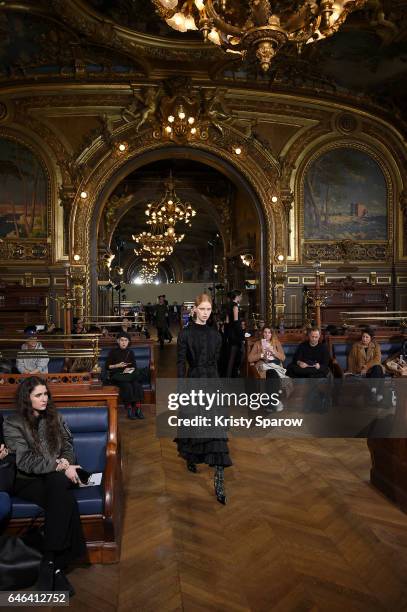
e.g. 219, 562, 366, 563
175, 322, 232, 467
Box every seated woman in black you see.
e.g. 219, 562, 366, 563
3, 376, 86, 594
106, 332, 144, 419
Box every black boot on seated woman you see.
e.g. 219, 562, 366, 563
36, 554, 55, 591
54, 568, 75, 596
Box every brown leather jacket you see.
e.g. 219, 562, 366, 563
347, 341, 384, 374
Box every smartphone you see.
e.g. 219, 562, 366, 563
76, 468, 91, 485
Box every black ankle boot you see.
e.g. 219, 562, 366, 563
214, 466, 227, 505
187, 461, 197, 473
54, 569, 75, 597
36, 559, 55, 591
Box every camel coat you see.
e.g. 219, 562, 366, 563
347, 341, 384, 374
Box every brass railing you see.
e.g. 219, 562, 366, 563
340, 311, 407, 328
0, 334, 101, 372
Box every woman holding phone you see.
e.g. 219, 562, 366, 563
248, 326, 286, 411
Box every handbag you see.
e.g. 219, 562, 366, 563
0, 453, 16, 494
0, 535, 42, 590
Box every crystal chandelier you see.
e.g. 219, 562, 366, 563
152, 0, 367, 72
138, 265, 158, 283
132, 227, 185, 258
145, 173, 196, 228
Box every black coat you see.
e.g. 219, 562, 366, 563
177, 322, 222, 378
175, 322, 232, 467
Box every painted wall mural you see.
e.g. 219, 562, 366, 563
0, 137, 48, 239
304, 147, 387, 241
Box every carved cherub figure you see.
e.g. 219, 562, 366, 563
200, 89, 231, 136
121, 86, 162, 131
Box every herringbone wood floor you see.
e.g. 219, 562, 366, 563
6, 343, 407, 612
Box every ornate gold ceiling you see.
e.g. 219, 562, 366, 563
0, 0, 406, 119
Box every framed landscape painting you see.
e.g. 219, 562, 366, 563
304, 147, 387, 241
0, 137, 48, 239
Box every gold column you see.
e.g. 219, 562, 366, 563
272, 256, 287, 326
70, 265, 86, 320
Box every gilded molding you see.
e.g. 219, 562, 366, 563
303, 242, 389, 262
0, 241, 50, 261
51, 0, 219, 66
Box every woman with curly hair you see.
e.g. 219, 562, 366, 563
3, 376, 86, 595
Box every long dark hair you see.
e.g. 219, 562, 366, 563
229, 290, 242, 301
16, 376, 62, 455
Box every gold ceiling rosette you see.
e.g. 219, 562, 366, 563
152, 0, 367, 72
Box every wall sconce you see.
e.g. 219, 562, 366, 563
276, 253, 285, 262
272, 195, 278, 203
240, 253, 254, 268
117, 142, 127, 152
73, 254, 81, 262
233, 146, 243, 156
103, 253, 115, 269
80, 191, 88, 199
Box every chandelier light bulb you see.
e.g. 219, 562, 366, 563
118, 143, 126, 152
190, 127, 197, 134
234, 147, 242, 155
208, 28, 221, 46
272, 195, 278, 202
178, 110, 186, 120
194, 0, 205, 10
159, 0, 177, 7
73, 254, 81, 261
167, 12, 187, 32
277, 254, 285, 262
168, 199, 173, 205
80, 191, 88, 199
184, 14, 198, 30
165, 126, 172, 133
188, 117, 195, 125
168, 115, 175, 123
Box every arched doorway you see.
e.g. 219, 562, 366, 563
89, 148, 269, 317
71, 130, 284, 321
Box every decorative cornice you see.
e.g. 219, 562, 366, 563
304, 242, 389, 262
